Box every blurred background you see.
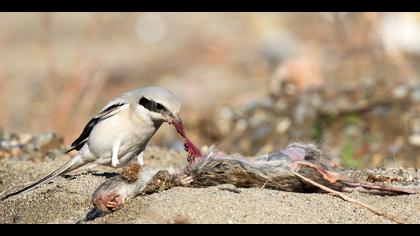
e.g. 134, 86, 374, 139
1, 12, 420, 168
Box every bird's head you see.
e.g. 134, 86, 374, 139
132, 86, 182, 126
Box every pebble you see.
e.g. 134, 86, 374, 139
218, 184, 241, 193
276, 118, 291, 134
196, 75, 420, 168
0, 130, 65, 160
392, 85, 408, 99
408, 134, 420, 146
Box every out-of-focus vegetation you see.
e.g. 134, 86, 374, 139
1, 13, 420, 168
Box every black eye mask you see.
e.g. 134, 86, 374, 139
139, 97, 171, 116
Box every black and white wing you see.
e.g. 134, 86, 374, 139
65, 98, 130, 153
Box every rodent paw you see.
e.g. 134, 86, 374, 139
179, 175, 194, 186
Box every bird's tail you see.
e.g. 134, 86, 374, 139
1, 155, 85, 201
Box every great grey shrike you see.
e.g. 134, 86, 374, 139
1, 86, 182, 200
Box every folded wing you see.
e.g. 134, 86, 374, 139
65, 98, 130, 153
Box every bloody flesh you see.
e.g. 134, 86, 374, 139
170, 119, 202, 164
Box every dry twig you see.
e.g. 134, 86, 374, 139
292, 171, 406, 224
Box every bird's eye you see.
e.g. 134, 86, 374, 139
139, 97, 167, 113
139, 97, 155, 111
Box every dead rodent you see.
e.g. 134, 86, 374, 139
184, 143, 346, 192
85, 143, 419, 220
86, 165, 191, 221
185, 143, 419, 195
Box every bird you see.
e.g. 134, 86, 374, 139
1, 86, 182, 200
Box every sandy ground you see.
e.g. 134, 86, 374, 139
0, 147, 419, 224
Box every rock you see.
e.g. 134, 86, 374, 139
33, 132, 63, 154
410, 87, 420, 102
19, 134, 32, 145
408, 134, 420, 146
217, 184, 241, 193
276, 118, 291, 134
0, 130, 65, 161
392, 85, 408, 99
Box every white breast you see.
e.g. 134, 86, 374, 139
86, 108, 157, 166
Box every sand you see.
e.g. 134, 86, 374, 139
0, 147, 419, 224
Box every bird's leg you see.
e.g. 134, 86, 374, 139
111, 141, 121, 168
136, 151, 145, 166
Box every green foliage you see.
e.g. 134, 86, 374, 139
345, 113, 360, 125
311, 122, 323, 143
342, 138, 364, 169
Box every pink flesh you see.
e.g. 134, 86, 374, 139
281, 147, 306, 161
170, 120, 202, 164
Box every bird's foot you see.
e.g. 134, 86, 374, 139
111, 158, 120, 168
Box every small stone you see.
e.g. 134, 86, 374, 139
22, 143, 36, 153
408, 134, 420, 146
253, 125, 270, 140
235, 119, 247, 131
2, 131, 10, 141
10, 147, 22, 157
33, 132, 64, 153
410, 87, 420, 102
392, 85, 408, 99
276, 118, 291, 134
218, 184, 241, 193
9, 140, 19, 147
19, 134, 32, 145
411, 119, 420, 134
10, 133, 19, 141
